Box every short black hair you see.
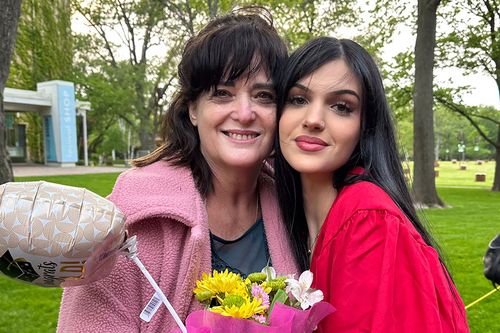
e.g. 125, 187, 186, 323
134, 7, 287, 197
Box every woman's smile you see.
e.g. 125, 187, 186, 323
222, 129, 261, 142
189, 68, 276, 170
295, 135, 328, 152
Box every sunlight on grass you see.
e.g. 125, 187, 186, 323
403, 160, 496, 189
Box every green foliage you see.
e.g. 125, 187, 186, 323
268, 289, 288, 318
7, 0, 73, 163
263, 0, 360, 50
394, 104, 497, 161
8, 1, 73, 89
370, 1, 499, 190
96, 124, 128, 157
73, 59, 139, 153
71, 0, 182, 151
363, 1, 416, 128
384, 50, 414, 121
437, 1, 499, 79
435, 88, 499, 164
70, 0, 366, 154
24, 113, 44, 162
435, 105, 496, 160
368, 0, 416, 53
395, 116, 413, 159
433, 2, 500, 189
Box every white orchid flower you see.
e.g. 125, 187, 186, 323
261, 265, 276, 281
285, 270, 324, 310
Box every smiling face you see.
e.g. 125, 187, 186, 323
279, 59, 362, 177
189, 69, 277, 173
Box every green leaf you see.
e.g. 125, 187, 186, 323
267, 288, 288, 321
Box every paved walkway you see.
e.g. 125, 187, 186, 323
13, 164, 129, 177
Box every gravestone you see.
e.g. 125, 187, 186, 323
475, 173, 486, 182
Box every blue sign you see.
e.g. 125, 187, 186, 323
57, 84, 77, 162
44, 116, 56, 161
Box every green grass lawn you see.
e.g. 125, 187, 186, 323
403, 159, 496, 189
434, 160, 496, 189
427, 187, 500, 333
1, 165, 499, 332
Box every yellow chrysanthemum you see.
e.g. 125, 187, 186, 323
258, 283, 273, 295
210, 296, 267, 319
193, 270, 248, 301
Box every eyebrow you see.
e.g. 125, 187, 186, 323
219, 81, 274, 90
293, 83, 361, 101
253, 83, 274, 90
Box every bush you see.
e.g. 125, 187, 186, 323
90, 153, 100, 166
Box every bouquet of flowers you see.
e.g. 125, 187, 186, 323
174, 267, 335, 332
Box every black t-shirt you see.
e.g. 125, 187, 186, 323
210, 218, 271, 278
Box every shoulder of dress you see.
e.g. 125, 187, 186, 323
334, 181, 400, 214
321, 182, 407, 238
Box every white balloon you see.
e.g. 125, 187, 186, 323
0, 181, 126, 287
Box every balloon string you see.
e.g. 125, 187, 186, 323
131, 256, 187, 333
124, 236, 186, 332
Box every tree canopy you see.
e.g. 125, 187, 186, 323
4, 0, 499, 192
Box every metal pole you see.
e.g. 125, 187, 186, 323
42, 116, 47, 165
82, 111, 88, 166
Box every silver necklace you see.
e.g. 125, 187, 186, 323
308, 233, 320, 256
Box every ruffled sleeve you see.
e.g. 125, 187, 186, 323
311, 209, 469, 333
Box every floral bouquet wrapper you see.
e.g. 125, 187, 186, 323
172, 300, 334, 333
171, 268, 335, 333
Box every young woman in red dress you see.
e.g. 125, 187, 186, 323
275, 37, 469, 332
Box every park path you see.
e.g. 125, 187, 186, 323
13, 164, 129, 177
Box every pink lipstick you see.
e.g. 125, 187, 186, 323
295, 135, 328, 151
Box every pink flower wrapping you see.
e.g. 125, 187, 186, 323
171, 301, 335, 333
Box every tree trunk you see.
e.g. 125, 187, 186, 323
413, 0, 444, 207
493, 125, 500, 192
0, 0, 22, 184
138, 118, 155, 152
136, 114, 153, 151
207, 0, 219, 18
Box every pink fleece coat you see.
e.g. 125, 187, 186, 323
57, 160, 299, 332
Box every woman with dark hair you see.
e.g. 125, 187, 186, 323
57, 8, 298, 332
275, 37, 469, 332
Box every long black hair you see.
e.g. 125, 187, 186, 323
275, 37, 443, 271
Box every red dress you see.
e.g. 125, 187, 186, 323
310, 181, 469, 332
